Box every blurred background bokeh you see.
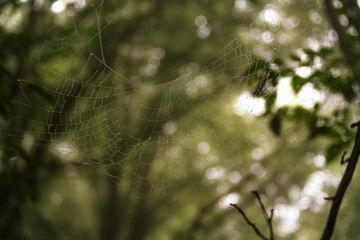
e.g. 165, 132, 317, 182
1, 0, 360, 239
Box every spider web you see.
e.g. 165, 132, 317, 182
2, 0, 319, 196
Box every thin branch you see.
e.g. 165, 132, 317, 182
230, 203, 268, 240
184, 136, 287, 240
321, 120, 360, 240
252, 191, 269, 220
252, 191, 274, 240
231, 191, 274, 240
340, 151, 349, 165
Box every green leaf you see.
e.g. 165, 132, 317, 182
289, 54, 301, 62
318, 47, 333, 57
310, 126, 340, 139
273, 58, 283, 66
292, 76, 306, 93
279, 67, 294, 76
303, 48, 316, 58
291, 107, 316, 127
342, 78, 356, 102
268, 70, 279, 87
263, 93, 276, 116
270, 114, 281, 136
326, 141, 348, 163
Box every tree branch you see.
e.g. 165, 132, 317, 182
321, 120, 360, 240
230, 203, 268, 240
231, 191, 274, 240
251, 191, 274, 240
184, 137, 286, 240
323, 0, 355, 65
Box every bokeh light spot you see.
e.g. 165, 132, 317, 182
51, 0, 66, 13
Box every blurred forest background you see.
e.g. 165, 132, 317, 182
1, 0, 360, 239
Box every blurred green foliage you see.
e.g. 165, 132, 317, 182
1, 0, 360, 240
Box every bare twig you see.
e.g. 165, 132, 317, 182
184, 136, 287, 240
340, 151, 349, 165
321, 120, 360, 240
252, 191, 274, 240
230, 203, 268, 240
230, 191, 274, 240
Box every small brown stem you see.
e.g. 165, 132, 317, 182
230, 203, 268, 240
231, 191, 274, 240
252, 191, 274, 240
